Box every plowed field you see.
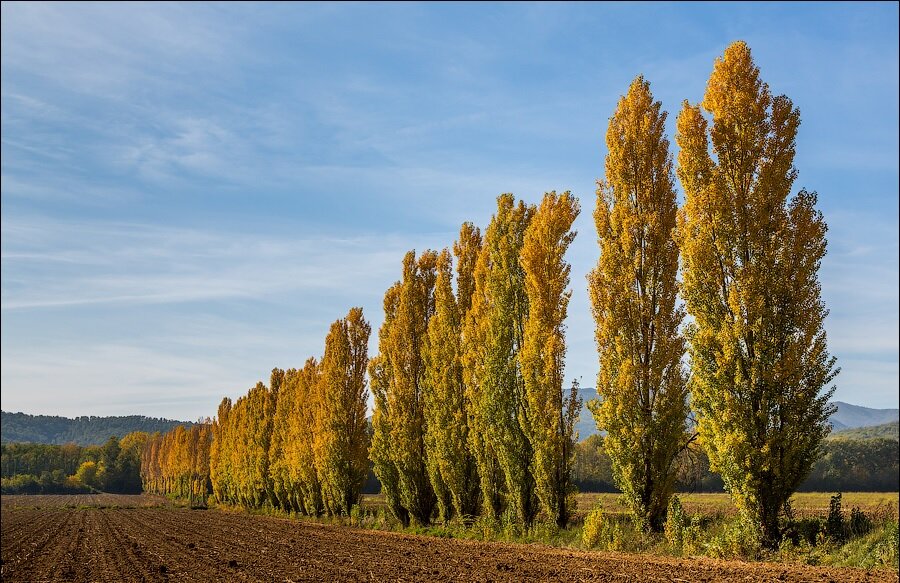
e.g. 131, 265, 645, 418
1, 494, 896, 582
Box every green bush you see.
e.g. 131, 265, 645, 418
664, 495, 686, 553
826, 493, 845, 542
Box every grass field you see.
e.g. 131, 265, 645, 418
359, 491, 900, 523
576, 492, 900, 520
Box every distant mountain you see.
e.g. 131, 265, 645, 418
574, 388, 899, 440
0, 411, 193, 446
574, 387, 600, 440
829, 421, 899, 441
830, 401, 899, 431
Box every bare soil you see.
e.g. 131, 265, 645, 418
2, 494, 896, 582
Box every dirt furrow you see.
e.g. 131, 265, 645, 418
2, 495, 898, 583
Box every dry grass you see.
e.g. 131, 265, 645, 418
360, 492, 899, 523
575, 492, 900, 521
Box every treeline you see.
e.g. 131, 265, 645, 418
141, 311, 371, 515
1, 411, 191, 446
145, 41, 844, 549
573, 436, 900, 494
830, 421, 899, 441
1, 433, 146, 494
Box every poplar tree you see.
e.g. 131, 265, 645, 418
316, 308, 371, 515
588, 77, 690, 532
464, 194, 537, 525
369, 283, 408, 525
209, 397, 232, 504
520, 191, 582, 528
269, 372, 292, 510
423, 249, 479, 522
676, 41, 837, 547
370, 252, 439, 525
454, 222, 482, 315
292, 358, 323, 515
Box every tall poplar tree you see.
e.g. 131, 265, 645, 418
369, 283, 408, 524
464, 194, 537, 525
588, 77, 690, 532
676, 41, 837, 547
423, 249, 479, 522
520, 191, 582, 528
292, 357, 323, 515
316, 308, 371, 515
370, 251, 439, 525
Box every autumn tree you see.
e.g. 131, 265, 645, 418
370, 251, 438, 525
423, 249, 480, 522
520, 191, 582, 528
269, 368, 298, 510
209, 397, 233, 504
588, 76, 691, 532
291, 358, 323, 515
464, 195, 537, 524
369, 283, 408, 524
316, 308, 371, 515
676, 41, 837, 547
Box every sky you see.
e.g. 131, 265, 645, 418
1, 2, 898, 421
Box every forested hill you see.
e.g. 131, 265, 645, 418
0, 411, 193, 446
830, 421, 899, 441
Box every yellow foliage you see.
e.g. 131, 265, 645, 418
676, 41, 837, 547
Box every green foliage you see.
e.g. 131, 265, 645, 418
1, 434, 144, 494
465, 194, 537, 525
572, 435, 616, 492
704, 518, 762, 560
423, 248, 480, 523
804, 438, 899, 492
665, 495, 686, 552
370, 251, 439, 526
826, 493, 845, 542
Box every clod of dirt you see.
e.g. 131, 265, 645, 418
187, 542, 196, 549
158, 565, 167, 574
228, 559, 239, 568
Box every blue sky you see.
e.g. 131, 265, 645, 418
2, 2, 897, 420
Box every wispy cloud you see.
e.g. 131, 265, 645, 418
0, 216, 447, 311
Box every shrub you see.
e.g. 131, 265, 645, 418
848, 507, 872, 538
665, 495, 686, 553
826, 493, 845, 542
582, 504, 605, 549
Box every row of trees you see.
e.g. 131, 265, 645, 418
141, 312, 371, 515
587, 41, 836, 547
139, 41, 836, 550
203, 308, 371, 516
371, 192, 583, 528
